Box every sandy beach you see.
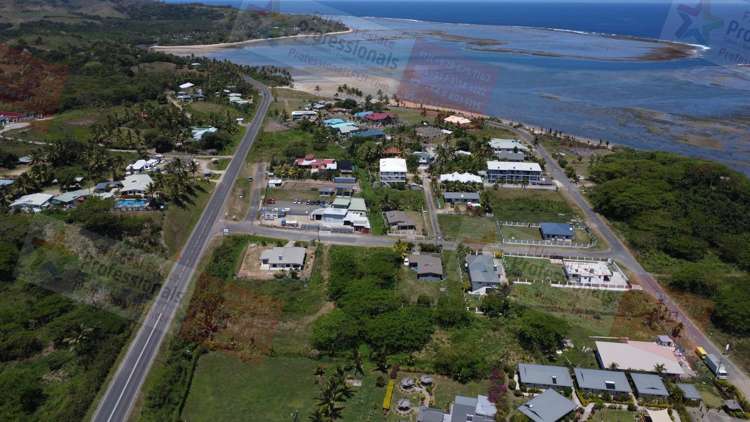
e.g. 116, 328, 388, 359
150, 29, 354, 55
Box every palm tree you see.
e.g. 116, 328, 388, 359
308, 409, 326, 422
188, 160, 199, 180
654, 363, 666, 375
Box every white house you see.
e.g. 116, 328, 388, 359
191, 126, 218, 141
9, 193, 53, 213
120, 174, 154, 197
488, 138, 529, 154
439, 172, 483, 184
260, 247, 306, 271
486, 161, 542, 184
379, 158, 407, 184
290, 110, 318, 121
444, 115, 471, 126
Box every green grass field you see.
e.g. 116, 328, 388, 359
182, 354, 321, 422
503, 257, 566, 283
438, 215, 497, 244
488, 188, 580, 223
398, 267, 444, 304
500, 225, 542, 241
589, 408, 638, 422
249, 128, 347, 162
6, 108, 101, 142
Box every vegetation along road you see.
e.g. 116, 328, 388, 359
92, 78, 273, 422
491, 120, 750, 398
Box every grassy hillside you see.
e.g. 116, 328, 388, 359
0, 0, 347, 45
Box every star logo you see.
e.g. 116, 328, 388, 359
675, 0, 724, 44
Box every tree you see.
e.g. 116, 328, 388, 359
517, 309, 568, 355
434, 293, 470, 327
311, 309, 361, 355
479, 290, 510, 318
0, 241, 19, 282
712, 281, 750, 336
654, 363, 666, 375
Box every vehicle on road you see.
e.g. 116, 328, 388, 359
705, 353, 729, 380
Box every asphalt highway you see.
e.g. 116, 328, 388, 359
91, 79, 272, 422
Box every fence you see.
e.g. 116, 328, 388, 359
497, 220, 598, 249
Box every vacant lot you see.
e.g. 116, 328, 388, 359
488, 188, 580, 223
162, 180, 213, 256
589, 408, 637, 422
249, 128, 346, 163
439, 215, 497, 244
183, 354, 321, 422
503, 256, 566, 283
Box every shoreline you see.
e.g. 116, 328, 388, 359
150, 29, 354, 54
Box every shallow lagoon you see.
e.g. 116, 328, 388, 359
207, 15, 750, 173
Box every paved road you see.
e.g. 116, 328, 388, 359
420, 170, 443, 242
489, 120, 750, 398
91, 79, 272, 422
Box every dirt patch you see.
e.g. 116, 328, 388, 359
263, 120, 288, 132
214, 285, 283, 362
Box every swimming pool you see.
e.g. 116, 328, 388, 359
115, 199, 149, 210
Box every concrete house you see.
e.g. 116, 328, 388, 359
380, 158, 407, 184
408, 254, 443, 281
563, 260, 612, 285
487, 161, 542, 184
539, 223, 574, 240
260, 247, 306, 271
384, 210, 416, 231
466, 254, 502, 292
630, 373, 669, 399
518, 364, 574, 391
518, 389, 577, 422
573, 368, 632, 398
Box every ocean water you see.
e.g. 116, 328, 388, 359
168, 1, 750, 173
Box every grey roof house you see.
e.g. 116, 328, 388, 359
573, 368, 632, 396
630, 373, 669, 398
409, 254, 443, 281
518, 389, 578, 422
539, 223, 574, 240
448, 395, 496, 422
518, 363, 574, 390
466, 254, 501, 292
444, 191, 480, 204
676, 383, 702, 402
384, 210, 416, 231
417, 407, 445, 422
260, 247, 306, 271
495, 150, 526, 162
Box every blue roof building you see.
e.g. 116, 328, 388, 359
539, 223, 574, 240
354, 111, 373, 118
323, 118, 346, 127
351, 128, 385, 139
